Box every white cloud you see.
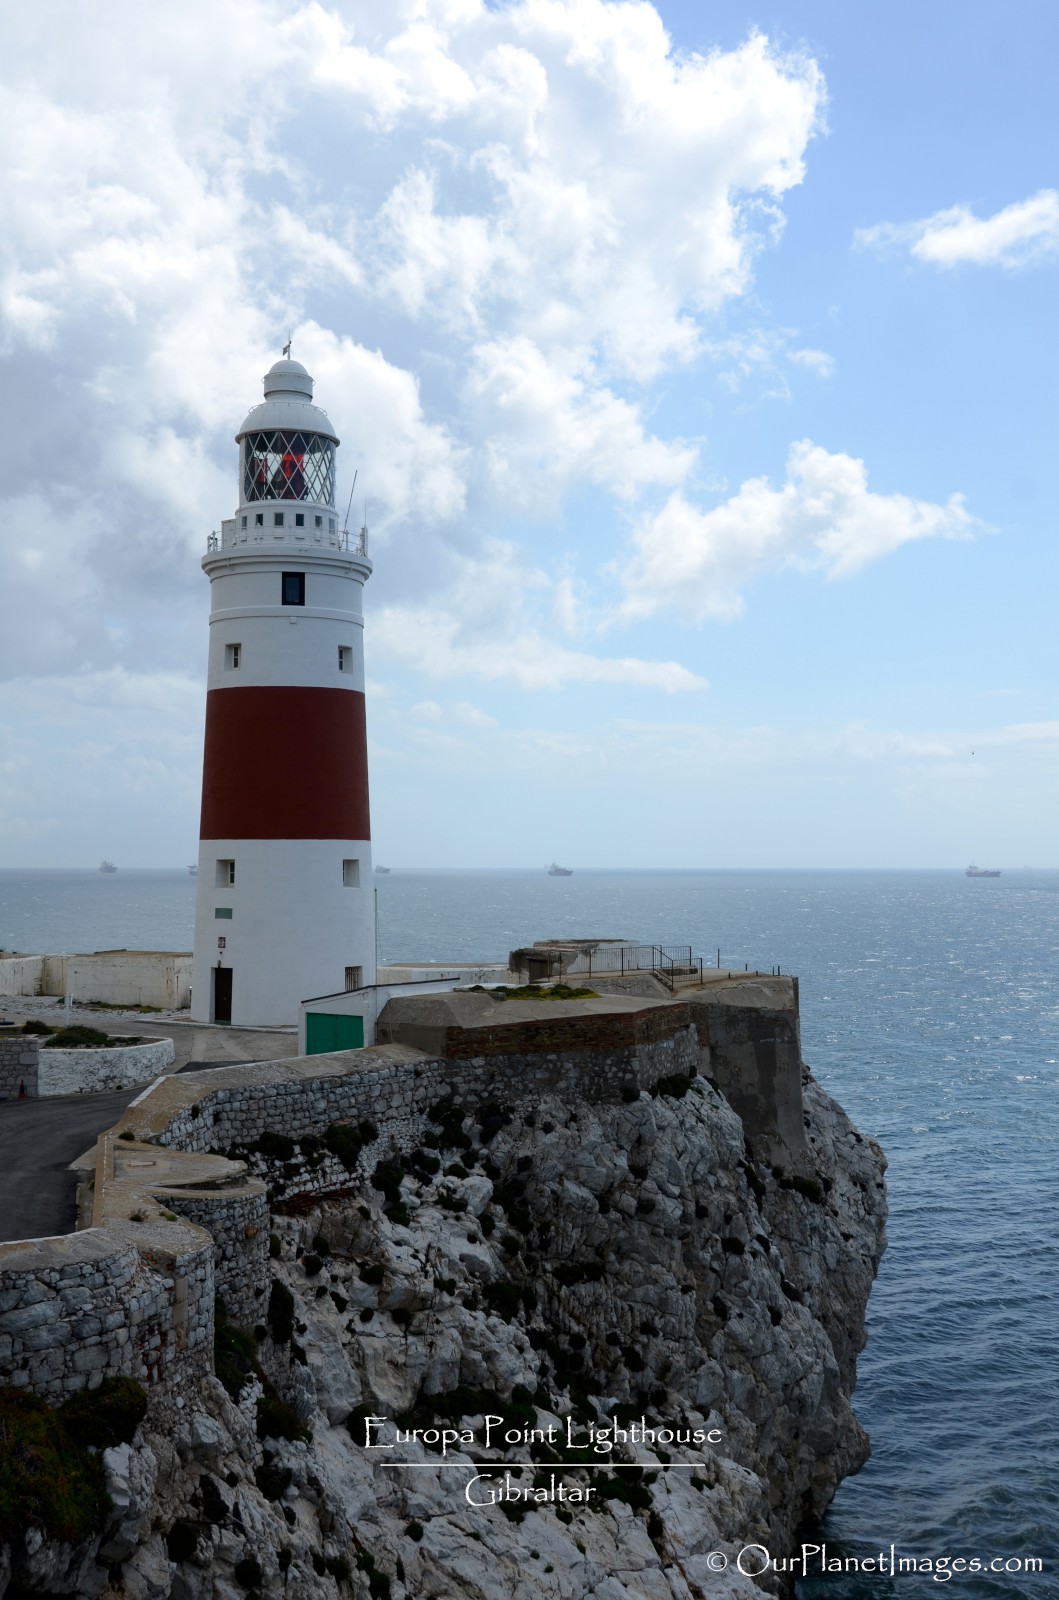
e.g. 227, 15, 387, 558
619, 440, 981, 622
787, 346, 834, 377
373, 541, 706, 692
465, 336, 694, 508
855, 189, 1059, 270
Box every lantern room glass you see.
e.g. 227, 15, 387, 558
241, 432, 336, 506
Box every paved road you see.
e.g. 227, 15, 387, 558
0, 1088, 141, 1243
0, 1019, 298, 1244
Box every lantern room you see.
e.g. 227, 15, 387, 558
235, 357, 338, 512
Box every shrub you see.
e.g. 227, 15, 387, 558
372, 1157, 407, 1205
484, 1280, 522, 1321
41, 1024, 109, 1048
267, 1280, 295, 1345
20, 1019, 52, 1035
324, 1121, 367, 1169
214, 1301, 259, 1398
256, 1388, 310, 1443
234, 1554, 264, 1589
405, 1519, 424, 1541
302, 1254, 323, 1277
650, 1072, 695, 1099
165, 1518, 200, 1562
58, 1377, 147, 1449
254, 1461, 293, 1501
254, 1130, 296, 1161
360, 1261, 385, 1285
0, 1387, 110, 1547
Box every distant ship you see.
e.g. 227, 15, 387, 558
965, 865, 1001, 878
547, 862, 573, 877
99, 860, 117, 874
187, 864, 197, 876
374, 865, 391, 874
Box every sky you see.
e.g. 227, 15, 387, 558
1, 0, 1057, 868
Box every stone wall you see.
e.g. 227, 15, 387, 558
37, 1036, 175, 1096
0, 988, 801, 1420
0, 1224, 214, 1407
138, 1025, 699, 1161
162, 1189, 270, 1327
0, 1036, 38, 1098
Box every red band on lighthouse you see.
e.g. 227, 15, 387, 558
200, 686, 370, 840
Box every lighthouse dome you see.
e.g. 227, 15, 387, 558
235, 357, 339, 445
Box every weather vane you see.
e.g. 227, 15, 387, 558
282, 330, 292, 359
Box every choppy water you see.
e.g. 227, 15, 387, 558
1, 866, 1056, 1595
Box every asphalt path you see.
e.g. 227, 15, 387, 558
0, 1020, 296, 1244
0, 1087, 143, 1243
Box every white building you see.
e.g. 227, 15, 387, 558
190, 356, 375, 1027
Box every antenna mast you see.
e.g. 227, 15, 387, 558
341, 471, 357, 550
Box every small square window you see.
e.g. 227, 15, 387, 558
344, 965, 363, 991
295, 513, 304, 527
274, 512, 284, 527
338, 646, 352, 673
255, 512, 264, 527
342, 858, 360, 887
240, 515, 247, 529
224, 643, 241, 670
216, 858, 235, 887
281, 572, 305, 606
315, 515, 323, 529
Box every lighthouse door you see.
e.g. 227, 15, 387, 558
213, 967, 233, 1025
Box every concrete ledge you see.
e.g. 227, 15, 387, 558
37, 1036, 176, 1096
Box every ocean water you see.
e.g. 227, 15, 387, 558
1, 866, 1056, 1596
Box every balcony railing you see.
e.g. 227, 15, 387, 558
208, 521, 368, 556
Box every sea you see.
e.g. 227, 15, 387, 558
1, 865, 1056, 1597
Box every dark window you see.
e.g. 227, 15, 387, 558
295, 512, 304, 526
281, 572, 305, 606
255, 512, 264, 527
274, 512, 284, 527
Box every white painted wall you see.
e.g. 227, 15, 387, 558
0, 953, 191, 1007
38, 1036, 175, 1095
191, 837, 376, 1027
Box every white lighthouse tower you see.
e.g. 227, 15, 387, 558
190, 354, 375, 1027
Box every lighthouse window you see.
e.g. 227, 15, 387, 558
274, 512, 284, 527
216, 859, 235, 887
281, 572, 305, 606
315, 515, 322, 529
338, 646, 352, 673
255, 513, 263, 527
344, 966, 363, 991
241, 430, 336, 506
240, 515, 247, 529
295, 513, 304, 527
224, 643, 241, 670
342, 859, 360, 887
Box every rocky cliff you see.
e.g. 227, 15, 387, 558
2, 1056, 885, 1600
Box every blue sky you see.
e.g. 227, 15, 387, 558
1, 0, 1056, 867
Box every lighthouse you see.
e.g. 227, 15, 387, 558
190, 355, 375, 1027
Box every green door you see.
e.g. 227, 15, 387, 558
306, 1013, 365, 1055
